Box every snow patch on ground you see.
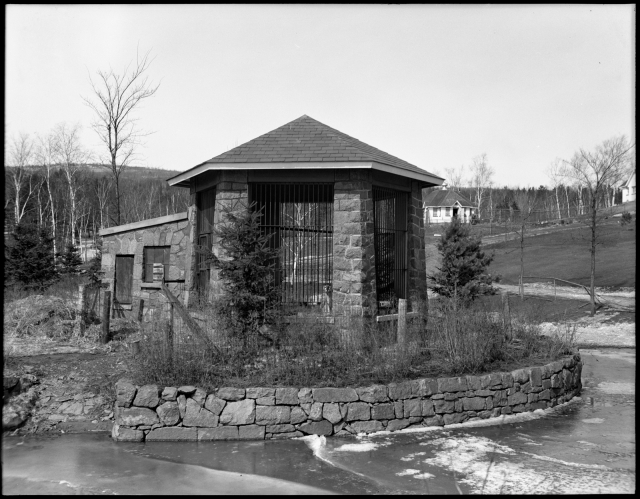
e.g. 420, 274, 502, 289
581, 418, 605, 424
596, 382, 635, 394
419, 433, 634, 494
333, 442, 380, 453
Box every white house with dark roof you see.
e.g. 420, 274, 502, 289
423, 188, 475, 224
100, 115, 443, 320
621, 171, 636, 203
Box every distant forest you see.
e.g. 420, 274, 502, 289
5, 157, 190, 252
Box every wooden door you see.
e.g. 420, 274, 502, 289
115, 255, 134, 304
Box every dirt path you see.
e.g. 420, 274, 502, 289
496, 283, 635, 311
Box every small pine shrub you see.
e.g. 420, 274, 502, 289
430, 216, 498, 303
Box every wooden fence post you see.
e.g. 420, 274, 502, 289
76, 284, 86, 336
502, 291, 512, 342
101, 290, 111, 344
138, 299, 145, 322
166, 302, 174, 365
398, 298, 407, 346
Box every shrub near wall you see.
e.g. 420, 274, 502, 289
112, 354, 582, 442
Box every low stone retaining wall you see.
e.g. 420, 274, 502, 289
112, 354, 582, 442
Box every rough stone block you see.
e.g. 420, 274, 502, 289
246, 387, 275, 399
521, 382, 532, 393
466, 376, 482, 391
323, 403, 343, 424
424, 415, 444, 427
239, 425, 266, 440
204, 395, 226, 416
146, 427, 198, 441
410, 378, 438, 397
387, 419, 411, 431
156, 401, 180, 425
346, 402, 370, 421
550, 374, 561, 388
116, 407, 159, 427
112, 423, 144, 442
403, 399, 422, 418
512, 404, 526, 413
161, 387, 178, 402
421, 400, 435, 417
183, 398, 219, 427
192, 388, 207, 407
216, 387, 246, 401
255, 406, 291, 425
219, 399, 255, 425
542, 379, 552, 390
290, 407, 307, 424
529, 367, 543, 388
312, 387, 358, 403
454, 399, 464, 412
433, 399, 455, 414
298, 420, 333, 436
178, 385, 197, 395
443, 413, 466, 425
177, 395, 187, 419
511, 369, 529, 384
493, 390, 508, 407
115, 380, 137, 408
356, 385, 389, 403
394, 401, 404, 418
266, 424, 295, 434
462, 397, 486, 412
275, 388, 299, 405
501, 373, 514, 388
507, 392, 528, 406
437, 377, 468, 393
309, 402, 324, 421
198, 426, 240, 440
444, 392, 459, 401
501, 406, 513, 415
371, 403, 395, 420
388, 381, 412, 400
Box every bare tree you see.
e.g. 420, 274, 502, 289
83, 50, 159, 225
511, 189, 540, 300
546, 158, 564, 220
93, 176, 112, 229
444, 165, 466, 191
36, 131, 60, 258
469, 153, 494, 219
53, 123, 90, 247
562, 135, 634, 316
6, 133, 37, 226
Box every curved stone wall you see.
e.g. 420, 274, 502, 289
112, 354, 582, 442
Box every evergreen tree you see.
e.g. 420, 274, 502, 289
59, 242, 83, 275
201, 201, 281, 342
430, 216, 498, 303
5, 223, 59, 290
87, 237, 103, 284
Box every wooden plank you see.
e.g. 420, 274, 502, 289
376, 311, 419, 323
160, 283, 222, 356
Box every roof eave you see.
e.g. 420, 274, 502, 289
167, 161, 444, 187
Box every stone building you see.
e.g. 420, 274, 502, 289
100, 115, 443, 320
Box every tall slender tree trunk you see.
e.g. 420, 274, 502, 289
589, 196, 597, 316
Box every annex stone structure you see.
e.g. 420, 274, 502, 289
100, 115, 443, 321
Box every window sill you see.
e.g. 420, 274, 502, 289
141, 282, 162, 289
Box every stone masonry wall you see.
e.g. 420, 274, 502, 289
408, 180, 427, 310
101, 213, 192, 321
332, 174, 377, 318
112, 354, 582, 442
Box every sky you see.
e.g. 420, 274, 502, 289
5, 4, 635, 188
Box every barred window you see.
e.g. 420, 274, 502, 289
373, 187, 408, 303
249, 183, 333, 304
196, 187, 215, 292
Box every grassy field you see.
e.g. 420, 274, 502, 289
489, 219, 636, 289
